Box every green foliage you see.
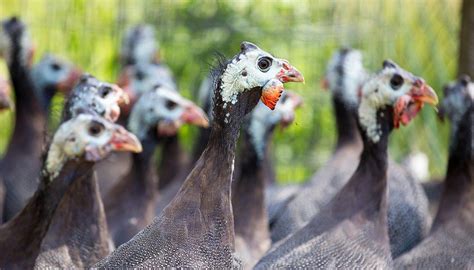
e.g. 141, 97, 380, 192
0, 0, 460, 183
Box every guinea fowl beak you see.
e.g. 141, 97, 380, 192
110, 126, 142, 153
280, 92, 303, 128
57, 68, 82, 93
180, 103, 210, 128
262, 61, 304, 110
393, 81, 438, 128
115, 85, 130, 106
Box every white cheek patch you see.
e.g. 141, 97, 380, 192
220, 50, 281, 105
358, 69, 413, 143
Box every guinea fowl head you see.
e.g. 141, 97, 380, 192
0, 16, 35, 67
246, 91, 302, 159
0, 75, 12, 111
213, 41, 304, 129
439, 75, 473, 125
323, 48, 367, 107
120, 24, 158, 66
358, 60, 438, 143
117, 62, 177, 111
45, 114, 142, 178
64, 74, 129, 122
32, 54, 81, 95
128, 84, 209, 140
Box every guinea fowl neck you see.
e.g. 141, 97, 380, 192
0, 160, 93, 268
169, 80, 262, 252
233, 130, 270, 243
432, 105, 473, 229
330, 106, 393, 246
333, 96, 362, 149
128, 133, 160, 191
158, 135, 187, 189
6, 38, 46, 155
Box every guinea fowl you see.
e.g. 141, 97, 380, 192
120, 24, 185, 190
34, 74, 130, 268
104, 84, 208, 247
270, 50, 431, 258
267, 48, 366, 227
153, 75, 215, 215
0, 114, 141, 269
232, 91, 302, 268
395, 76, 474, 269
95, 41, 304, 268
0, 17, 80, 221
97, 62, 180, 197
31, 54, 81, 113
255, 60, 438, 269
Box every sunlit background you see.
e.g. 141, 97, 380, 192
0, 0, 461, 183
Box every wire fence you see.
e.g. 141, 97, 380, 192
0, 0, 462, 183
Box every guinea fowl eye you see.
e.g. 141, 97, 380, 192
135, 71, 145, 81
50, 62, 61, 71
100, 86, 111, 98
88, 121, 105, 137
390, 74, 404, 90
165, 100, 177, 110
257, 57, 273, 72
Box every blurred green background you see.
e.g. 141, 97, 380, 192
0, 0, 461, 183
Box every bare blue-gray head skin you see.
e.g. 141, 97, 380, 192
245, 91, 302, 160
120, 24, 158, 66
324, 48, 368, 107
62, 74, 129, 122
128, 84, 209, 140
439, 75, 474, 150
31, 54, 81, 110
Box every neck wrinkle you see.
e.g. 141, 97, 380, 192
432, 107, 473, 229
333, 97, 362, 149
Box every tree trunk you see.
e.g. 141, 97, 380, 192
459, 0, 474, 77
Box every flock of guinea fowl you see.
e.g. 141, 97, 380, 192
0, 15, 471, 269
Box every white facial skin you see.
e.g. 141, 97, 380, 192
68, 80, 128, 122
325, 49, 368, 106
220, 42, 300, 105
0, 75, 12, 110
128, 85, 208, 140
358, 62, 427, 142
46, 114, 141, 178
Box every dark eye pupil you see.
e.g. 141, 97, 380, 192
390, 74, 404, 90
166, 100, 177, 110
258, 57, 272, 72
135, 71, 145, 81
51, 63, 61, 71
100, 87, 111, 98
88, 123, 103, 136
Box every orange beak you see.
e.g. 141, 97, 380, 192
277, 61, 305, 83
110, 126, 142, 153
393, 81, 438, 128
320, 77, 329, 91
180, 103, 209, 128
